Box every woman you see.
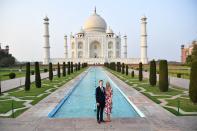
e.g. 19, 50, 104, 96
105, 81, 113, 122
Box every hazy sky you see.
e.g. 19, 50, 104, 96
0, 0, 197, 62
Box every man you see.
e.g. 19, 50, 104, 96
95, 80, 105, 124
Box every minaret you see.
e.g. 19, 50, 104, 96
64, 35, 68, 59
43, 16, 50, 65
140, 15, 148, 64
123, 35, 127, 58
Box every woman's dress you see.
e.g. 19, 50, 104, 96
105, 89, 112, 114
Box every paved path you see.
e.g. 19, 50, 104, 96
1, 71, 57, 92
0, 66, 196, 131
129, 69, 190, 89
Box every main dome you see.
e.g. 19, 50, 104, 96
84, 10, 107, 32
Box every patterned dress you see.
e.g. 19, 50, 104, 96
105, 88, 113, 114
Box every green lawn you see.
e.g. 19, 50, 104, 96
106, 68, 197, 116
0, 67, 87, 118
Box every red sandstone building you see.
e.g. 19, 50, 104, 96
181, 40, 197, 63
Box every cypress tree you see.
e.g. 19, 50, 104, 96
49, 62, 53, 81
189, 60, 197, 103
159, 60, 168, 92
121, 63, 125, 74
131, 70, 135, 78
191, 42, 197, 62
68, 62, 70, 75
126, 65, 128, 75
35, 62, 41, 88
57, 62, 61, 78
25, 62, 31, 91
139, 62, 143, 81
75, 63, 77, 72
71, 62, 73, 73
62, 62, 66, 77
78, 62, 81, 70
149, 60, 157, 86
0, 77, 1, 95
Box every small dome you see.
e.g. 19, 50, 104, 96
141, 15, 147, 20
78, 27, 84, 34
84, 10, 107, 32
44, 16, 49, 21
106, 27, 113, 34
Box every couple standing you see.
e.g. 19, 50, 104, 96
95, 80, 113, 124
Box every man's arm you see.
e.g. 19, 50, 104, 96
95, 87, 99, 103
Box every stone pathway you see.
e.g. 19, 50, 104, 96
1, 71, 57, 92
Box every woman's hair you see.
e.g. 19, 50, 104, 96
106, 81, 111, 90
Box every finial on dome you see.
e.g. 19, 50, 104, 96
44, 15, 49, 21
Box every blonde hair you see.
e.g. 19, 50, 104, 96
106, 81, 111, 91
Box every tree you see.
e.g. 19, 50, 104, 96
0, 77, 1, 95
139, 62, 143, 81
35, 62, 41, 88
78, 62, 81, 70
117, 62, 121, 72
121, 63, 125, 74
71, 62, 73, 73
57, 62, 61, 78
191, 43, 197, 62
0, 50, 15, 67
75, 63, 77, 72
25, 62, 31, 91
149, 60, 157, 86
159, 60, 168, 92
49, 62, 53, 81
67, 62, 70, 75
131, 70, 135, 78
126, 65, 128, 75
189, 60, 197, 103
62, 62, 66, 77
186, 55, 192, 65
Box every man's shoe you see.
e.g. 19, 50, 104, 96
97, 120, 101, 124
100, 120, 105, 122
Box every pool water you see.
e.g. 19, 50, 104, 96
49, 67, 142, 118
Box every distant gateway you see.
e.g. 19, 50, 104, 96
43, 8, 148, 65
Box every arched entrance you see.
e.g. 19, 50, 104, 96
89, 41, 101, 58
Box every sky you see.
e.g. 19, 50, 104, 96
0, 0, 197, 62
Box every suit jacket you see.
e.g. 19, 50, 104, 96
95, 86, 106, 105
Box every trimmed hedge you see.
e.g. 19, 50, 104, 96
159, 60, 168, 92
35, 62, 41, 88
68, 62, 70, 75
62, 62, 66, 77
25, 62, 31, 91
121, 63, 125, 74
71, 62, 73, 73
131, 70, 135, 78
189, 60, 197, 103
49, 62, 53, 81
57, 62, 61, 78
126, 65, 128, 75
139, 62, 143, 81
44, 68, 48, 72
9, 73, 16, 79
149, 60, 157, 86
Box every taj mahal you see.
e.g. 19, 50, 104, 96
43, 8, 148, 65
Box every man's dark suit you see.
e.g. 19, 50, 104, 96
95, 86, 105, 121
